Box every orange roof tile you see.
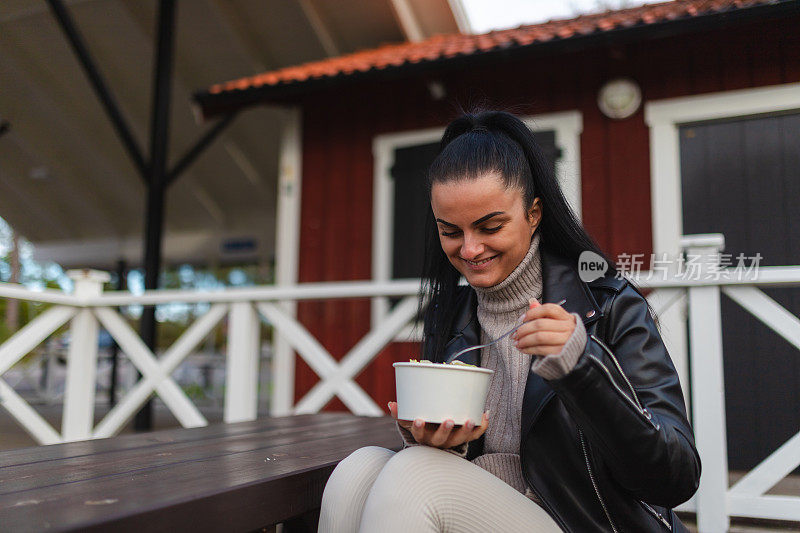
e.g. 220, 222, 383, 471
199, 0, 787, 102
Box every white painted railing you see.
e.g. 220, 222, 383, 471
0, 235, 799, 531
640, 235, 800, 532
0, 271, 421, 445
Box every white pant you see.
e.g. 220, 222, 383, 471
318, 446, 563, 532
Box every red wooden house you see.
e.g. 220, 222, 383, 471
195, 0, 800, 473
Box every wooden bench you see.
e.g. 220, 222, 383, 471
0, 413, 402, 532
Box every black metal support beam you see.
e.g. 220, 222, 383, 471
108, 259, 127, 408
48, 0, 235, 431
166, 112, 238, 187
46, 0, 148, 179
135, 0, 176, 431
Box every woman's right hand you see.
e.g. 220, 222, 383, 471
388, 401, 489, 449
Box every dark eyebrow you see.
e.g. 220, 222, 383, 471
471, 211, 505, 226
436, 211, 506, 228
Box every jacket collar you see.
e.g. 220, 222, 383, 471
541, 247, 603, 328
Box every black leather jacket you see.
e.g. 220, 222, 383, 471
425, 247, 701, 532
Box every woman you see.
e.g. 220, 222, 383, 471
319, 111, 700, 532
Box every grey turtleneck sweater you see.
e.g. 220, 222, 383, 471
398, 232, 588, 501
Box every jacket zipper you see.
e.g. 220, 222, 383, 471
579, 429, 619, 533
522, 333, 664, 531
586, 336, 660, 430
588, 334, 673, 531
639, 500, 673, 531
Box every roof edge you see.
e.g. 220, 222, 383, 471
194, 0, 799, 119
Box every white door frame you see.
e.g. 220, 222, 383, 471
371, 111, 584, 331
645, 82, 800, 259
644, 81, 800, 407
645, 81, 800, 523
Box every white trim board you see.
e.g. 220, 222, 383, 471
370, 111, 584, 330
272, 107, 303, 416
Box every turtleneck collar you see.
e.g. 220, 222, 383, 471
473, 231, 543, 315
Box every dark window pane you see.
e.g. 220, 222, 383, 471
679, 111, 800, 473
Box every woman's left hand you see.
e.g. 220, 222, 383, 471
512, 298, 576, 356
388, 401, 489, 449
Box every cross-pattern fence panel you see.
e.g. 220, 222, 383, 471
1, 237, 800, 531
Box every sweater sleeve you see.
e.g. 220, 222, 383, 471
531, 312, 587, 380
395, 421, 469, 457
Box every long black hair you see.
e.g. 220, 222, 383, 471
420, 110, 622, 361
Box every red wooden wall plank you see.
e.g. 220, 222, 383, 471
321, 92, 353, 411
749, 20, 784, 88
348, 85, 378, 412
688, 30, 725, 95
296, 98, 328, 402
721, 28, 755, 91
781, 18, 800, 83
605, 41, 655, 260
577, 48, 612, 252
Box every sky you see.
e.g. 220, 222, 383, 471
460, 0, 668, 33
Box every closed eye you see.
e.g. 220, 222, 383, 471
441, 225, 503, 237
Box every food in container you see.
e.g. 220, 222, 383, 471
393, 360, 493, 425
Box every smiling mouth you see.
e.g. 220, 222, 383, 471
461, 255, 498, 267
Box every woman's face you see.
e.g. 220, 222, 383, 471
430, 173, 542, 288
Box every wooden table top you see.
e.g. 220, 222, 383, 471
0, 413, 401, 532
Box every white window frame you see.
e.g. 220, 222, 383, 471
370, 111, 584, 335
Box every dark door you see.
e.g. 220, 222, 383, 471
390, 131, 560, 281
680, 111, 800, 473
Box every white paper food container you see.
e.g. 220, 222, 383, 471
393, 362, 494, 425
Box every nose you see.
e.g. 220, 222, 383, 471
460, 233, 485, 259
